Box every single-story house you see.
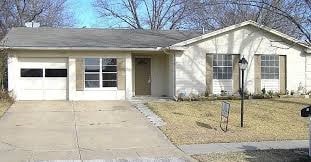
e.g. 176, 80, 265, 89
2, 20, 311, 100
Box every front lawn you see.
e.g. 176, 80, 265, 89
148, 98, 309, 145
193, 149, 310, 162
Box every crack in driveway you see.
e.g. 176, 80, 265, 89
72, 101, 83, 161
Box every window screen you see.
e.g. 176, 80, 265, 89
21, 69, 43, 77
213, 55, 232, 79
45, 69, 67, 77
261, 55, 279, 79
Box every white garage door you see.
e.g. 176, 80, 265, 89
18, 58, 67, 100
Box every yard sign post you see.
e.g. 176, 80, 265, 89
220, 101, 230, 132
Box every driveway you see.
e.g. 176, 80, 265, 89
0, 101, 192, 162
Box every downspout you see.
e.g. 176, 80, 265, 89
161, 47, 177, 100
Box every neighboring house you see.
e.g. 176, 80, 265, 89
2, 20, 311, 100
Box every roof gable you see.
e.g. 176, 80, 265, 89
171, 20, 310, 52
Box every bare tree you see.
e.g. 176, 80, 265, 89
93, 0, 189, 29
186, 0, 311, 45
0, 0, 74, 90
0, 43, 7, 90
0, 0, 74, 39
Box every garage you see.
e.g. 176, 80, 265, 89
17, 58, 67, 100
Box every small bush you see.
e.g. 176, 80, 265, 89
0, 90, 14, 103
251, 94, 266, 99
267, 90, 274, 97
204, 90, 209, 97
220, 90, 228, 96
216, 95, 241, 100
262, 88, 266, 95
189, 93, 200, 101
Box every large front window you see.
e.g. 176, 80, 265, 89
84, 58, 117, 88
213, 55, 232, 79
261, 55, 279, 79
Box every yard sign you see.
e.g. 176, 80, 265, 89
220, 101, 230, 132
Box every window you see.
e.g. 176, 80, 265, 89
261, 55, 279, 79
102, 58, 117, 87
84, 58, 117, 88
85, 58, 100, 88
45, 69, 67, 77
213, 55, 232, 79
21, 69, 43, 77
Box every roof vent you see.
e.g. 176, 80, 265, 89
25, 21, 40, 28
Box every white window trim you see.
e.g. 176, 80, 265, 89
213, 54, 233, 80
261, 55, 279, 79
84, 58, 118, 90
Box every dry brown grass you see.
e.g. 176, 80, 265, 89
0, 100, 12, 117
148, 98, 310, 145
193, 149, 310, 162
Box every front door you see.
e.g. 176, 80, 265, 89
135, 58, 151, 95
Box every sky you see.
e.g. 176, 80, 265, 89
67, 0, 138, 28
68, 0, 102, 28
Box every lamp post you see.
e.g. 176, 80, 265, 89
239, 56, 248, 127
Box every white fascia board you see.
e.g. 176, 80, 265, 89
165, 46, 187, 51
4, 47, 163, 52
4, 46, 187, 53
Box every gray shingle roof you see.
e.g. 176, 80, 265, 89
3, 27, 201, 48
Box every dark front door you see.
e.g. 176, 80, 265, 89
135, 58, 151, 95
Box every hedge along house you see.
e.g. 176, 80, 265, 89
2, 20, 311, 100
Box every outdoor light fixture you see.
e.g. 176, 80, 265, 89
239, 56, 248, 127
239, 57, 248, 70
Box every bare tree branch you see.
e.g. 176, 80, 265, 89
0, 0, 74, 39
93, 0, 189, 30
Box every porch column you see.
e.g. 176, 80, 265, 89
68, 57, 76, 101
254, 55, 261, 94
279, 55, 286, 94
125, 53, 133, 99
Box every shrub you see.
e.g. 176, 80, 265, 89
177, 92, 186, 101
204, 90, 209, 97
220, 90, 227, 96
262, 88, 266, 95
0, 90, 14, 103
189, 93, 200, 101
216, 95, 240, 100
267, 90, 274, 97
251, 94, 266, 99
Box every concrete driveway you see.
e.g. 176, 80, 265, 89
0, 101, 192, 162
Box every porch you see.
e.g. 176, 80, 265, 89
131, 53, 174, 98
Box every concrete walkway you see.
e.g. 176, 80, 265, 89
179, 140, 309, 155
130, 97, 168, 127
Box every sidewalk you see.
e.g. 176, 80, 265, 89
179, 140, 309, 155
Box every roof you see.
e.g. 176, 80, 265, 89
2, 20, 310, 53
171, 20, 311, 52
2, 27, 201, 49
